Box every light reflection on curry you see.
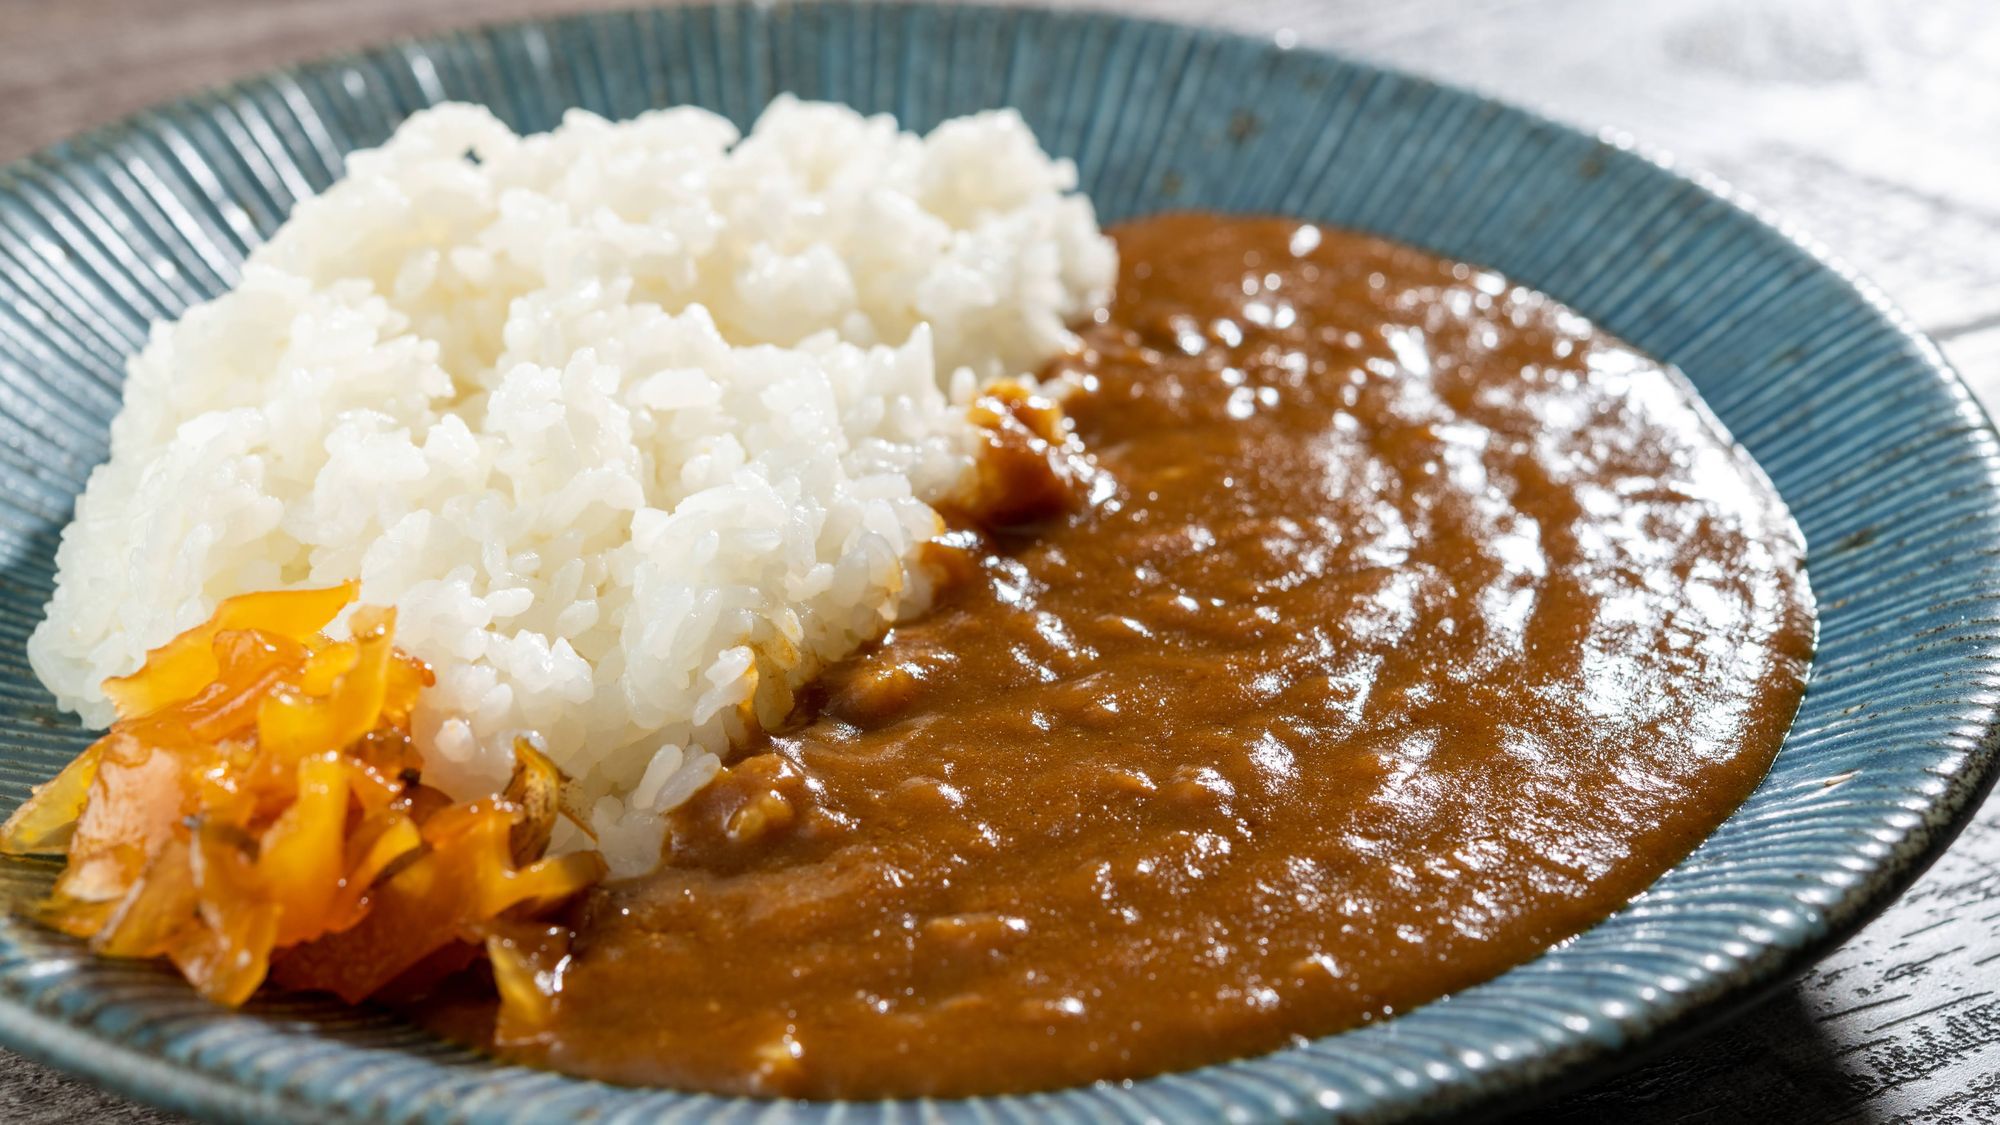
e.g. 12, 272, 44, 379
423, 214, 1815, 1097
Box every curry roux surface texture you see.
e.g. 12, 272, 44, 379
516, 215, 1817, 1096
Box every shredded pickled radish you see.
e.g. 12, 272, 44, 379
0, 584, 603, 1006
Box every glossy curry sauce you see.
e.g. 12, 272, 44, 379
492, 215, 1816, 1096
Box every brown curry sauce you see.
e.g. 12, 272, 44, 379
439, 215, 1815, 1097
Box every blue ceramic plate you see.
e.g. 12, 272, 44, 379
1, 3, 1996, 1122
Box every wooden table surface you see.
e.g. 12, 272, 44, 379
2, 1, 1998, 1122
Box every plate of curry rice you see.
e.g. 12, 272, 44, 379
0, 3, 1994, 1122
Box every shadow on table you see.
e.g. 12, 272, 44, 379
1516, 986, 1879, 1125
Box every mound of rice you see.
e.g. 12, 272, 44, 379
29, 97, 1115, 874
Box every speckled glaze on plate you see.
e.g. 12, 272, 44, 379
0, 3, 1995, 1122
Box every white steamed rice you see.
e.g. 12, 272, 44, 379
28, 97, 1115, 874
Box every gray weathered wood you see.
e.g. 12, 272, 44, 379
0, 1, 1996, 1121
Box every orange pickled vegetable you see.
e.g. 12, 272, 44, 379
0, 743, 100, 856
101, 582, 358, 720
270, 799, 605, 1003
0, 584, 602, 1006
484, 922, 573, 1046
